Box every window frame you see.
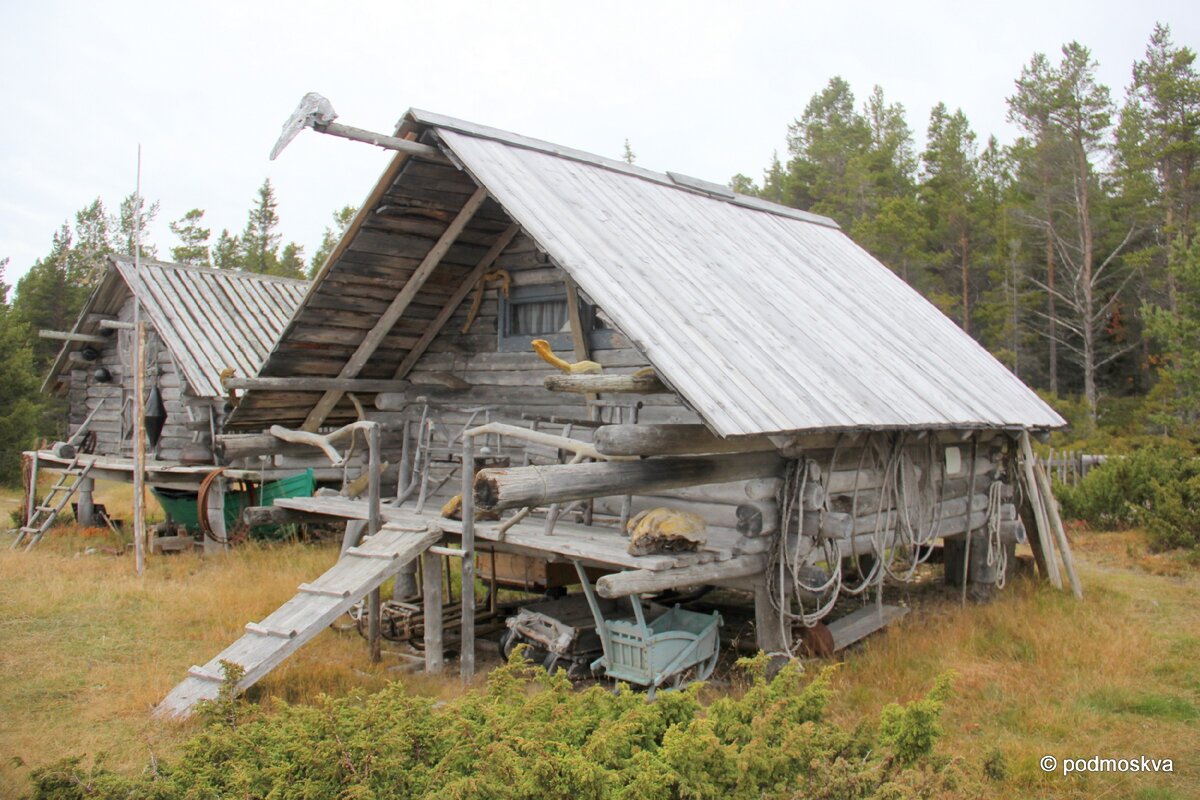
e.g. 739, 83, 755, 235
497, 282, 618, 352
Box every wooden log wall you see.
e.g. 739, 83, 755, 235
67, 294, 206, 463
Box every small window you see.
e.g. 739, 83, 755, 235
499, 283, 616, 352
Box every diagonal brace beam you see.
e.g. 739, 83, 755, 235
393, 223, 521, 380
302, 186, 490, 430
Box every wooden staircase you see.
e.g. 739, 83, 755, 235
155, 522, 440, 718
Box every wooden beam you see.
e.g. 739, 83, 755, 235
313, 121, 451, 163
594, 423, 775, 457
393, 223, 521, 380
224, 376, 419, 393
596, 555, 768, 598
474, 452, 783, 511
544, 373, 670, 395
39, 330, 109, 344
302, 186, 490, 431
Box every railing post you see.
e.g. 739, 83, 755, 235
460, 433, 475, 683
367, 422, 382, 663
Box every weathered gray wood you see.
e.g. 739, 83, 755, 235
474, 452, 784, 511
393, 224, 521, 380
75, 477, 96, 527
594, 424, 775, 457
423, 549, 444, 673
1034, 460, 1083, 599
204, 476, 227, 556
544, 372, 670, 394
460, 435, 475, 683
302, 186, 490, 431
313, 121, 451, 163
827, 605, 909, 651
224, 376, 418, 392
596, 554, 768, 598
155, 524, 440, 718
1019, 432, 1062, 589
241, 505, 326, 527
735, 500, 779, 537
38, 329, 110, 344
754, 581, 790, 655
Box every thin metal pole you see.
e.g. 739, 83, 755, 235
132, 145, 146, 576
460, 434, 475, 683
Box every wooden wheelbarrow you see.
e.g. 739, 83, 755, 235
573, 561, 721, 698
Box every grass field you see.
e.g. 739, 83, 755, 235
1, 481, 1196, 798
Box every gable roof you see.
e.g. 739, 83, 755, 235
231, 110, 1064, 435
43, 256, 308, 399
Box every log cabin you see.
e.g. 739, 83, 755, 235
24, 255, 310, 548
206, 108, 1072, 681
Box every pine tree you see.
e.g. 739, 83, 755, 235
113, 192, 159, 259
212, 229, 242, 270
0, 257, 41, 484
169, 208, 212, 266
309, 205, 357, 278
240, 179, 281, 274
12, 225, 87, 371
920, 104, 981, 332
276, 242, 306, 279
1010, 43, 1139, 417
1144, 238, 1200, 432
67, 199, 112, 288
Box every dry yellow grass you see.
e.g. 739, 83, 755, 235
2, 480, 1197, 798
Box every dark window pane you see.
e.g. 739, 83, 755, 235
512, 299, 570, 335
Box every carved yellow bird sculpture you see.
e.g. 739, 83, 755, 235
531, 339, 602, 374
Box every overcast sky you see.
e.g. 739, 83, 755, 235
1, 1, 1195, 287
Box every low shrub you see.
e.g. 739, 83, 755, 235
26, 652, 969, 800
1057, 443, 1200, 551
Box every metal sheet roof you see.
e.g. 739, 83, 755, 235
46, 257, 307, 399
423, 118, 1064, 436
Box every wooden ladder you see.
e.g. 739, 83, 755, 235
155, 522, 441, 719
12, 457, 95, 551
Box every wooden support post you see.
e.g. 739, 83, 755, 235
754, 581, 789, 656
422, 549, 444, 673
25, 451, 38, 528
460, 435, 476, 683
75, 476, 95, 528
1034, 460, 1083, 599
1019, 431, 1062, 590
367, 423, 382, 663
203, 476, 228, 556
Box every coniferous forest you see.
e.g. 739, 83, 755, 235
1, 25, 1197, 486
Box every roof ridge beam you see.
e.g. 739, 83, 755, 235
301, 185, 490, 431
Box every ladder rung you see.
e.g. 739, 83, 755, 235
245, 621, 297, 639
36, 506, 56, 512
19, 526, 40, 534
298, 583, 351, 598
345, 547, 400, 560
187, 665, 226, 683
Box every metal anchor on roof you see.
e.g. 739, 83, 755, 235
269, 93, 449, 164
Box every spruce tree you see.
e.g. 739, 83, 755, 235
0, 257, 41, 484
212, 229, 242, 270
309, 205, 357, 278
276, 242, 306, 279
240, 179, 281, 274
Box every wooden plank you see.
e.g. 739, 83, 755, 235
595, 424, 774, 456
393, 223, 521, 380
302, 186, 490, 431
596, 555, 767, 597
156, 524, 440, 718
38, 330, 110, 344
828, 605, 909, 651
225, 376, 419, 393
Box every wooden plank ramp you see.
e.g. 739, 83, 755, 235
155, 522, 440, 719
827, 605, 909, 652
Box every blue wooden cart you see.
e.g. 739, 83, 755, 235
573, 561, 721, 697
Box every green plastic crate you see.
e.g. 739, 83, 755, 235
151, 469, 315, 538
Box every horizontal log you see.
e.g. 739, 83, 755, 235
40, 330, 110, 344
474, 452, 784, 511
593, 424, 774, 457
225, 376, 416, 393
543, 373, 670, 394
596, 555, 768, 598
240, 505, 329, 526
216, 434, 333, 461
313, 121, 451, 163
